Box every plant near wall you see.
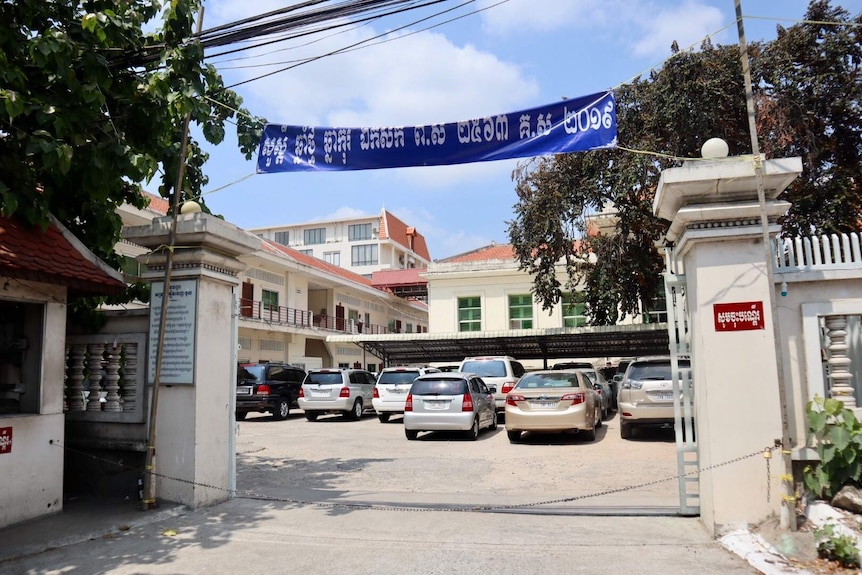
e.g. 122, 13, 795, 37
815, 524, 860, 568
804, 397, 862, 499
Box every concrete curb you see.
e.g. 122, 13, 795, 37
719, 529, 810, 575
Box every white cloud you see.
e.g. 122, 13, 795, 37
630, 1, 725, 58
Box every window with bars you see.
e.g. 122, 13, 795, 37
458, 297, 481, 332
351, 244, 378, 266
324, 252, 341, 266
274, 231, 289, 245
262, 289, 279, 311
642, 293, 668, 324
509, 294, 533, 329
304, 227, 326, 245
562, 292, 588, 327
349, 223, 372, 241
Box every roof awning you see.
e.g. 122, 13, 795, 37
327, 324, 670, 366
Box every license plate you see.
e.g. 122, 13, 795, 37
531, 401, 557, 408
391, 388, 406, 394
236, 388, 252, 395
310, 391, 328, 398
424, 400, 449, 410
653, 393, 673, 401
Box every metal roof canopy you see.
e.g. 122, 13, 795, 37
327, 324, 670, 366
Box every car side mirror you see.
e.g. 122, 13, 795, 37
488, 386, 497, 394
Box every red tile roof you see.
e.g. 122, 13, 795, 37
262, 240, 374, 287
439, 243, 516, 263
0, 215, 127, 296
371, 267, 427, 288
379, 210, 431, 261
143, 191, 169, 216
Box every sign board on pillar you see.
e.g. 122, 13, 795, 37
713, 301, 765, 332
148, 279, 198, 385
0, 426, 11, 454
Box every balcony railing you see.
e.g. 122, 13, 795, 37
773, 232, 862, 272
239, 299, 390, 334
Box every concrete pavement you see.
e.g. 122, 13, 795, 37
0, 493, 805, 574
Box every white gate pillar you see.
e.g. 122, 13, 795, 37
654, 152, 801, 536
123, 212, 260, 508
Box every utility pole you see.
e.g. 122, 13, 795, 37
142, 5, 205, 511
733, 0, 795, 530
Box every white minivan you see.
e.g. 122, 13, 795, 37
458, 356, 525, 413
372, 366, 440, 422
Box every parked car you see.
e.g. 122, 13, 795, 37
457, 356, 525, 414
373, 366, 440, 422
551, 361, 594, 370
576, 368, 613, 419
235, 363, 307, 421
504, 370, 602, 442
298, 368, 377, 421
403, 372, 497, 441
617, 356, 692, 439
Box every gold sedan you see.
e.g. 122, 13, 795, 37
504, 370, 602, 442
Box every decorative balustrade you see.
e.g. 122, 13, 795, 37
239, 298, 389, 334
64, 333, 147, 423
773, 232, 862, 272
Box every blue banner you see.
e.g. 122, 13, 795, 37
256, 91, 616, 173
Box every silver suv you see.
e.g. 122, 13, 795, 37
458, 356, 525, 413
298, 368, 377, 421
373, 366, 440, 422
617, 357, 692, 439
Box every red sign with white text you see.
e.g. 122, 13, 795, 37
0, 427, 11, 454
714, 301, 765, 331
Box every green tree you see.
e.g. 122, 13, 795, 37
508, 0, 861, 324
0, 0, 263, 270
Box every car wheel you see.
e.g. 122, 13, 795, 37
466, 418, 480, 441
489, 413, 498, 431
347, 399, 363, 421
272, 399, 290, 421
507, 430, 521, 443
378, 413, 390, 423
595, 406, 603, 428
405, 429, 418, 440
235, 412, 247, 421
305, 411, 319, 422
620, 419, 633, 439
582, 424, 596, 441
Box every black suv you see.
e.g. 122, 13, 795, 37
236, 363, 306, 421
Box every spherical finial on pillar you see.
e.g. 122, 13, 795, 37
701, 137, 729, 159
180, 200, 202, 214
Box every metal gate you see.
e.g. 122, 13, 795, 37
663, 247, 699, 515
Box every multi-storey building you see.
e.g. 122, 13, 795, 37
249, 209, 431, 278
115, 195, 428, 371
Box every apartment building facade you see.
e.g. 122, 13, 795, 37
249, 209, 432, 278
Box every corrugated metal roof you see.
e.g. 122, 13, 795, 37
326, 324, 670, 365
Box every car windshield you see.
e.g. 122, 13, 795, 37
515, 373, 580, 389
377, 371, 420, 385
411, 378, 468, 395
460, 360, 505, 377
306, 372, 344, 384
237, 365, 264, 383
627, 361, 691, 381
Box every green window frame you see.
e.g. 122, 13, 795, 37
262, 289, 279, 311
458, 296, 481, 332
562, 292, 587, 327
508, 294, 533, 329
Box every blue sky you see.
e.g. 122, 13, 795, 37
196, 0, 861, 261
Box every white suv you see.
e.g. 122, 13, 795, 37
372, 366, 440, 422
298, 368, 377, 421
618, 357, 692, 439
458, 356, 525, 413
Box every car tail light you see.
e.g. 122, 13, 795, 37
373, 387, 380, 398
462, 394, 474, 412
298, 387, 305, 398
257, 384, 271, 396
404, 393, 413, 412
506, 394, 525, 406
595, 388, 603, 395
561, 392, 586, 405
501, 381, 516, 394
339, 387, 350, 398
